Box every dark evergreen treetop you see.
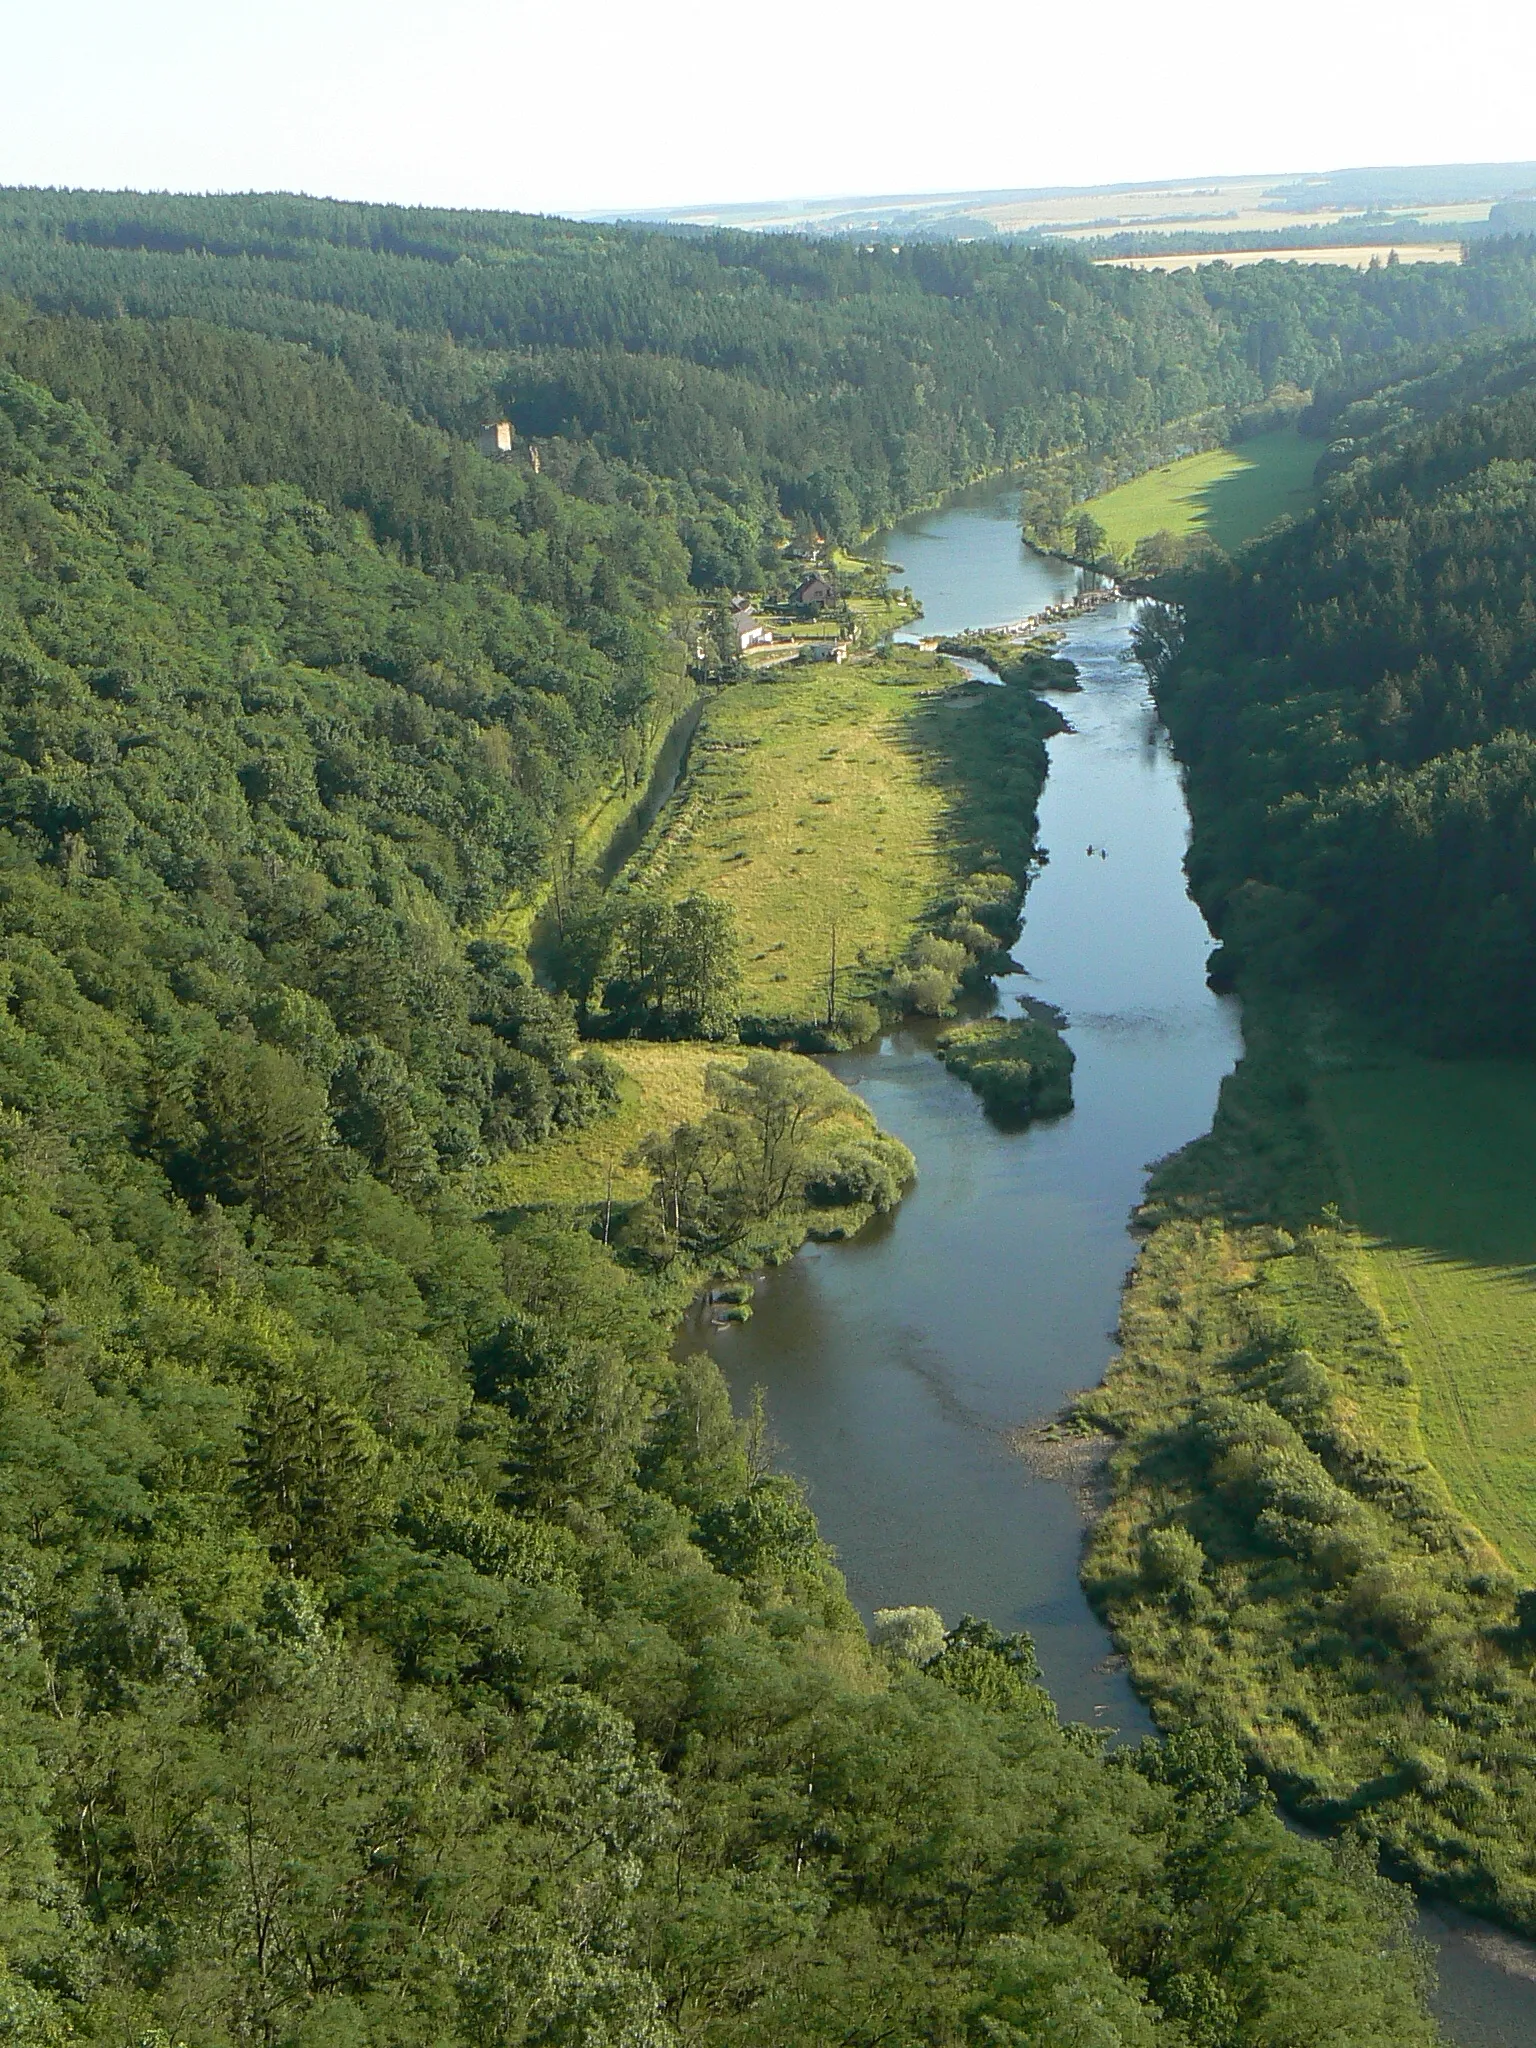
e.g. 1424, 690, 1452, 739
1148, 336, 1536, 1049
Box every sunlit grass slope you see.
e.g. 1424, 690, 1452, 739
484, 1042, 742, 1209
1316, 1054, 1536, 1576
484, 1039, 892, 1219
1079, 428, 1320, 557
620, 647, 976, 1017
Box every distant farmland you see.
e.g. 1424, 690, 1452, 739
1097, 243, 1463, 272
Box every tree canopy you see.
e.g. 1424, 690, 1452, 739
0, 187, 1483, 2043
1147, 335, 1536, 1050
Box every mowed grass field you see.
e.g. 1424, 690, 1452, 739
1079, 428, 1319, 557
620, 648, 975, 1016
1315, 1054, 1536, 1576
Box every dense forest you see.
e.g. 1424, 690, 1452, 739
1143, 335, 1536, 1049
0, 328, 1439, 2048
10, 189, 1536, 583
7, 186, 1536, 2040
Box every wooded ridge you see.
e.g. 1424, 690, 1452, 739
2, 187, 1534, 2043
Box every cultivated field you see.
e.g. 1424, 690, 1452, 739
1079, 428, 1319, 557
1316, 1054, 1536, 1577
1097, 244, 1464, 273
616, 647, 975, 1017
636, 168, 1504, 243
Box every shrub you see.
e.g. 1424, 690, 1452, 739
831, 1000, 881, 1046
936, 1016, 1075, 1121
891, 933, 970, 1015
803, 1135, 911, 1214
872, 1605, 946, 1664
892, 964, 958, 1016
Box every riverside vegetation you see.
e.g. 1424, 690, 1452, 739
1080, 334, 1536, 1938
558, 645, 1068, 1060
4, 186, 1536, 2042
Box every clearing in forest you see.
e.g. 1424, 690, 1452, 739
616, 646, 977, 1018
1078, 428, 1319, 558
1315, 1054, 1536, 1577
486, 1041, 743, 1209
483, 1038, 894, 1222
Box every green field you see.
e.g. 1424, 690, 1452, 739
1316, 1054, 1536, 1576
1078, 428, 1320, 557
618, 647, 979, 1017
484, 1041, 747, 1209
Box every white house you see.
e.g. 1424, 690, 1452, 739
731, 598, 774, 651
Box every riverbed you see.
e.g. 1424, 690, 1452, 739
692, 474, 1536, 2045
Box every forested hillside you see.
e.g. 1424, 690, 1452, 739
0, 256, 1453, 2042
10, 189, 1536, 585
13, 184, 1536, 2041
1143, 338, 1536, 1049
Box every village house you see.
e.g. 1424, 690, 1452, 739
730, 597, 774, 651
802, 638, 849, 664
477, 420, 515, 456
791, 570, 838, 609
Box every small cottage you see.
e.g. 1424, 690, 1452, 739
730, 598, 774, 652
477, 420, 515, 456
792, 571, 838, 609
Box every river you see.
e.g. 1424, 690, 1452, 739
689, 473, 1536, 2044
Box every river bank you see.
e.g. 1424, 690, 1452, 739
695, 472, 1536, 2044
694, 496, 1241, 1729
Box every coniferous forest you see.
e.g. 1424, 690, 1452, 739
2, 186, 1536, 2045
1147, 335, 1536, 1049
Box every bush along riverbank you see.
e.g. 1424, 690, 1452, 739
937, 1013, 1076, 1124
1073, 1001, 1536, 1935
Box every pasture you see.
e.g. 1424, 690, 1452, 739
616, 647, 977, 1017
1315, 1053, 1536, 1577
1079, 428, 1320, 557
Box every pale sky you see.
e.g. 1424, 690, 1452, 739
3, 0, 1533, 219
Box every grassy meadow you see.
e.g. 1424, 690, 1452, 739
1315, 1054, 1536, 1577
1075, 1011, 1536, 1923
1077, 428, 1320, 557
616, 647, 992, 1017
484, 1041, 746, 1210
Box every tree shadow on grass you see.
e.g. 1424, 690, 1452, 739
1187, 431, 1321, 554
1318, 1052, 1536, 1281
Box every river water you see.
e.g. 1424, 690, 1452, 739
697, 487, 1240, 1729
692, 475, 1535, 2041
